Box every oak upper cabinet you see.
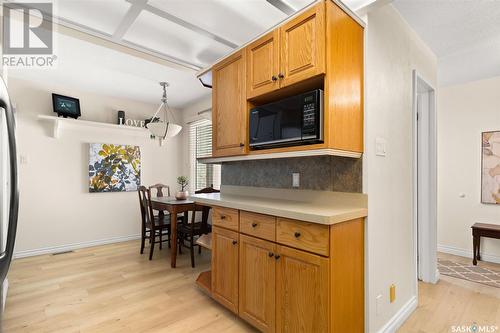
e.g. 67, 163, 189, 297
211, 226, 239, 313
239, 235, 276, 333
212, 50, 247, 157
276, 245, 329, 333
279, 3, 325, 88
246, 30, 280, 99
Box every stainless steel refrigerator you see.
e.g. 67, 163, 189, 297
0, 77, 19, 323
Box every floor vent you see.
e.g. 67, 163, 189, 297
52, 250, 74, 256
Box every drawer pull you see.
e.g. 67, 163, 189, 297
268, 252, 274, 258
294, 232, 301, 238
251, 222, 258, 228
232, 240, 238, 245
278, 73, 284, 79
271, 75, 278, 81
220, 215, 226, 220
275, 254, 281, 260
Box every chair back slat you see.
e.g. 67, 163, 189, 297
138, 186, 155, 227
149, 183, 170, 197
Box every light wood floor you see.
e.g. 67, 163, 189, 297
3, 240, 256, 333
4, 242, 500, 332
399, 252, 500, 333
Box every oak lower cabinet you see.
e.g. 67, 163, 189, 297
239, 235, 276, 332
206, 209, 365, 333
211, 226, 239, 313
276, 245, 329, 333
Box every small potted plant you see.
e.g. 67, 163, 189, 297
175, 176, 189, 200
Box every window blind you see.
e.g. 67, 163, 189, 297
188, 119, 221, 191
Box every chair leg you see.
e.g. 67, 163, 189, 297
190, 237, 195, 268
198, 244, 201, 254
149, 229, 155, 260
140, 228, 145, 254
159, 230, 163, 250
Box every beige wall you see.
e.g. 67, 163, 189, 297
438, 76, 500, 262
365, 4, 437, 332
9, 77, 182, 256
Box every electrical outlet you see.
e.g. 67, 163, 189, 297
292, 173, 300, 187
376, 294, 382, 315
390, 284, 396, 303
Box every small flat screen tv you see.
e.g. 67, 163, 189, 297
52, 93, 81, 119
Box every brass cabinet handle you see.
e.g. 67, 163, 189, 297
268, 252, 274, 258
251, 222, 258, 228
294, 232, 301, 238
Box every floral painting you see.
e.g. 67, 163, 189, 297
482, 131, 500, 204
89, 143, 141, 193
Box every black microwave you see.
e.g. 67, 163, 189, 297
249, 89, 323, 149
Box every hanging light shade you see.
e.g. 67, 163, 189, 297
146, 82, 182, 143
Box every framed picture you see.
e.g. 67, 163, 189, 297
89, 143, 141, 193
481, 131, 500, 204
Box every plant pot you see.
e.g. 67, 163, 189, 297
175, 191, 189, 200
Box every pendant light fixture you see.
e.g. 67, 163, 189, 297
146, 82, 182, 144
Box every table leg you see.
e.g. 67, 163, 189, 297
472, 235, 478, 265
477, 236, 481, 261
170, 207, 178, 268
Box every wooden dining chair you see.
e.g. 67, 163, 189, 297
177, 186, 220, 268
149, 183, 170, 197
138, 186, 171, 260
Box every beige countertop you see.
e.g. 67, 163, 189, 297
189, 186, 367, 225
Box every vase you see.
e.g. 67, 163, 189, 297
175, 191, 188, 200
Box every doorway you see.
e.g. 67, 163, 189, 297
412, 70, 438, 283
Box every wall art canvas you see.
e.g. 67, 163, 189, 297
89, 143, 141, 193
482, 131, 500, 204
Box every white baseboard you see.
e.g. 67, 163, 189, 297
377, 296, 418, 333
13, 234, 141, 259
438, 244, 500, 264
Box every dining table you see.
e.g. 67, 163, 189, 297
149, 196, 195, 268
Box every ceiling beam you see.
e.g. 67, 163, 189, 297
266, 0, 296, 15
112, 0, 147, 41
126, 0, 238, 49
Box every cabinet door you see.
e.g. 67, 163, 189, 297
246, 30, 280, 99
276, 245, 329, 333
239, 235, 276, 333
279, 3, 325, 88
211, 226, 239, 313
212, 51, 247, 157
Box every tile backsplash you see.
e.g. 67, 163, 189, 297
221, 156, 362, 193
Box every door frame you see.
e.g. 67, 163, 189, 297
412, 70, 438, 285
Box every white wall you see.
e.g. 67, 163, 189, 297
365, 4, 437, 332
438, 76, 500, 262
9, 77, 182, 256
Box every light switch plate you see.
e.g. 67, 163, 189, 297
292, 173, 300, 187
375, 138, 387, 157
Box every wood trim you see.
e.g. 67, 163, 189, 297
326, 1, 364, 152
330, 218, 365, 333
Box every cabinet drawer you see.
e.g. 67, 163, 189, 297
276, 218, 329, 256
212, 206, 239, 231
240, 211, 276, 242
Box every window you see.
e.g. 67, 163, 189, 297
189, 119, 221, 191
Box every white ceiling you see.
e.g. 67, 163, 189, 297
393, 0, 500, 86
8, 0, 369, 108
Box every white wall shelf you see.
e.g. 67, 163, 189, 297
198, 148, 362, 164
38, 115, 149, 139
